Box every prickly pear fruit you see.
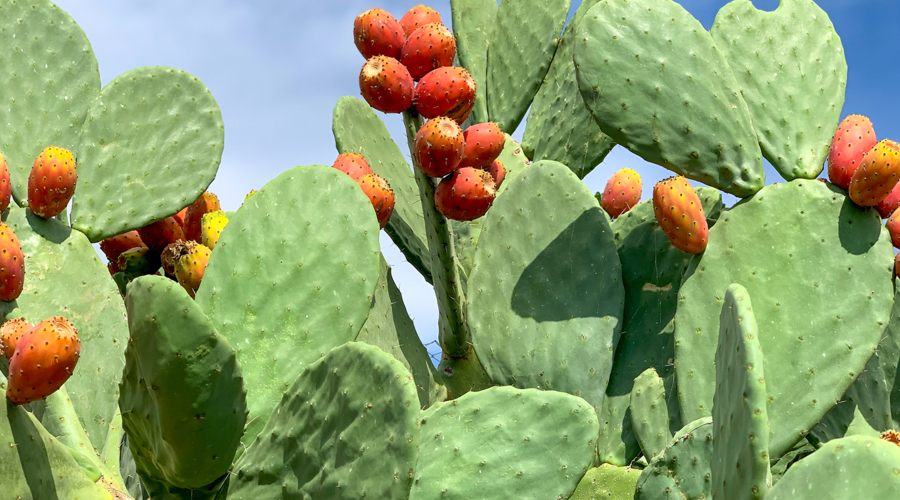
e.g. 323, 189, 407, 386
99, 230, 146, 262
415, 117, 464, 177
117, 247, 162, 277
896, 251, 900, 280
877, 183, 900, 218
459, 122, 504, 168
485, 159, 506, 188
353, 8, 406, 60
107, 261, 119, 276
414, 67, 476, 123
7, 316, 80, 405
884, 430, 900, 447
828, 115, 877, 190
652, 176, 708, 255
201, 211, 229, 250
359, 56, 415, 114
400, 5, 443, 37
174, 243, 211, 298
28, 146, 77, 219
887, 209, 900, 249
184, 191, 221, 242
849, 139, 900, 206
602, 168, 642, 218
0, 223, 25, 302
0, 318, 32, 360
434, 167, 496, 221
357, 174, 395, 229
400, 23, 456, 81
242, 190, 257, 206
138, 216, 185, 252
332, 153, 375, 181
0, 152, 10, 212
172, 207, 188, 227
160, 242, 182, 277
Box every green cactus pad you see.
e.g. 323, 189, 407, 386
711, 0, 847, 181
194, 165, 380, 446
409, 386, 598, 500
570, 464, 642, 500
486, 0, 571, 133
494, 134, 530, 195
71, 67, 224, 242
634, 417, 713, 500
120, 275, 247, 489
0, 207, 128, 451
357, 256, 446, 408
574, 0, 765, 197
881, 290, 900, 429
0, 0, 101, 205
521, 0, 615, 178
333, 96, 431, 283
711, 284, 769, 500
100, 410, 125, 487
450, 0, 496, 124
468, 160, 624, 412
767, 435, 900, 499
630, 368, 671, 461
674, 180, 893, 459
770, 441, 815, 486
228, 342, 421, 500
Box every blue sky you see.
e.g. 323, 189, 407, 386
58, 0, 900, 360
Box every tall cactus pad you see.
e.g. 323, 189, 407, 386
71, 67, 224, 242
409, 386, 598, 500
575, 0, 765, 197
486, 0, 571, 133
0, 0, 101, 205
711, 284, 769, 500
767, 435, 900, 499
194, 165, 380, 446
121, 276, 247, 489
493, 134, 530, 195
450, 0, 496, 124
571, 464, 642, 500
675, 180, 893, 458
634, 417, 713, 500
630, 368, 671, 460
0, 207, 128, 451
711, 0, 847, 181
333, 96, 431, 283
468, 161, 624, 411
228, 342, 421, 500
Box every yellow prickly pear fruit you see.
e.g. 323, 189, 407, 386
201, 211, 229, 250
174, 243, 211, 298
242, 190, 258, 207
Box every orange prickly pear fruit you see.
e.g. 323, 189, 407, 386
652, 176, 708, 255
0, 151, 10, 212
414, 67, 476, 124
828, 115, 877, 190
877, 183, 900, 219
354, 8, 406, 60
459, 122, 504, 169
886, 209, 900, 249
138, 216, 185, 253
174, 242, 211, 298
602, 168, 642, 219
485, 159, 506, 188
0, 318, 32, 359
99, 230, 146, 262
359, 56, 415, 114
28, 146, 77, 218
184, 191, 220, 243
6, 316, 80, 405
0, 223, 25, 302
400, 23, 456, 81
172, 207, 189, 227
415, 117, 465, 178
849, 139, 900, 206
332, 153, 375, 181
399, 5, 443, 37
356, 174, 395, 229
434, 167, 496, 221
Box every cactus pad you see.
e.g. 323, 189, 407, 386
450, 0, 496, 124
634, 417, 714, 500
630, 368, 671, 461
570, 464, 642, 500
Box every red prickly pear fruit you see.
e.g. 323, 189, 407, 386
0, 223, 25, 302
357, 174, 395, 229
99, 230, 146, 262
602, 168, 642, 219
896, 251, 900, 280
877, 183, 900, 218
828, 115, 876, 190
0, 318, 32, 360
108, 261, 119, 276
359, 56, 415, 114
173, 207, 189, 227
414, 117, 465, 177
414, 67, 476, 124
138, 216, 185, 253
184, 191, 221, 242
849, 139, 900, 206
332, 153, 374, 181
0, 152, 10, 212
400, 5, 443, 37
174, 242, 211, 298
353, 8, 406, 60
28, 146, 77, 219
887, 209, 900, 249
485, 159, 506, 188
652, 176, 708, 255
459, 122, 504, 169
6, 316, 80, 405
400, 23, 456, 81
434, 167, 496, 221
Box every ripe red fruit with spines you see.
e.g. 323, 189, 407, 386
99, 230, 146, 262
357, 174, 395, 229
849, 139, 900, 206
359, 56, 415, 114
138, 216, 185, 253
602, 168, 642, 219
400, 5, 443, 37
434, 167, 496, 221
0, 318, 32, 359
333, 153, 375, 181
896, 252, 900, 279
173, 207, 188, 227
887, 209, 900, 249
400, 23, 456, 81
184, 191, 221, 243
652, 176, 708, 255
353, 8, 406, 60
6, 316, 81, 405
485, 159, 506, 188
0, 223, 24, 302
828, 115, 876, 190
0, 152, 11, 212
414, 67, 476, 124
108, 261, 119, 276
414, 117, 465, 178
877, 183, 900, 219
28, 146, 77, 219
459, 122, 504, 169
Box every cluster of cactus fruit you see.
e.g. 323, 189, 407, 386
4, 0, 900, 499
